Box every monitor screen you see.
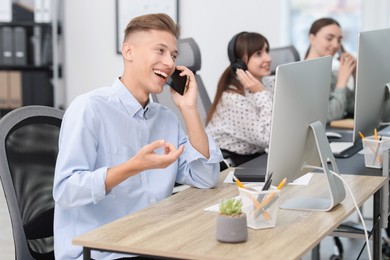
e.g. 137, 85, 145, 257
267, 56, 345, 211
353, 28, 390, 141
267, 56, 332, 185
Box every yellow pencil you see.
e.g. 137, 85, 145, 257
232, 175, 246, 189
277, 178, 287, 190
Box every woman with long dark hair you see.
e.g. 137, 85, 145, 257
305, 17, 356, 121
206, 32, 273, 168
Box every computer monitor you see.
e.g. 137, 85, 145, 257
353, 28, 390, 141
267, 56, 346, 211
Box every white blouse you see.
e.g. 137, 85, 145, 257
206, 81, 273, 155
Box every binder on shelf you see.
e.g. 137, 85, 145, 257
0, 71, 8, 109
8, 71, 22, 108
41, 30, 52, 65
34, 0, 43, 22
13, 27, 27, 65
1, 26, 13, 65
31, 26, 42, 66
42, 0, 51, 22
0, 0, 12, 22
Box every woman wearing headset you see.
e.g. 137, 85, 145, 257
305, 17, 356, 122
206, 32, 273, 169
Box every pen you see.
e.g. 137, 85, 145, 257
261, 171, 273, 191
358, 131, 365, 139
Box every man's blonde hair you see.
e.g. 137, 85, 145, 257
123, 13, 180, 42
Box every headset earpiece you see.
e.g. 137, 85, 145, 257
227, 32, 248, 73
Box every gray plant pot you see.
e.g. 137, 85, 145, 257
216, 213, 248, 243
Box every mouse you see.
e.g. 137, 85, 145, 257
326, 131, 342, 139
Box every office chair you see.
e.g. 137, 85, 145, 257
151, 37, 211, 132
269, 45, 300, 75
0, 105, 64, 260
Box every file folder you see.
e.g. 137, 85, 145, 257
34, 0, 43, 22
0, 71, 8, 108
13, 27, 27, 65
1, 26, 13, 65
0, 0, 12, 22
8, 71, 23, 108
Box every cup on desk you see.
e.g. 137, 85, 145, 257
362, 136, 390, 168
238, 184, 280, 230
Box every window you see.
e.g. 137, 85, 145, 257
285, 0, 362, 58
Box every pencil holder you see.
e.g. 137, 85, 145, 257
362, 136, 390, 169
238, 184, 280, 230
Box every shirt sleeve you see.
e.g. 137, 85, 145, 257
53, 97, 107, 209
328, 88, 347, 121
175, 129, 222, 188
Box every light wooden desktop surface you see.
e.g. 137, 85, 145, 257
73, 171, 387, 260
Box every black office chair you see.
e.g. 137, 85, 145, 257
0, 105, 64, 260
151, 37, 211, 131
269, 45, 300, 75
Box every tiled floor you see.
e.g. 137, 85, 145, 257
0, 181, 377, 260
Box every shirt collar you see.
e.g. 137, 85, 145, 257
112, 77, 150, 118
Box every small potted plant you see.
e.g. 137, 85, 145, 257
216, 197, 248, 243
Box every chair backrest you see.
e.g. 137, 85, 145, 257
0, 105, 64, 260
151, 38, 211, 132
269, 45, 300, 75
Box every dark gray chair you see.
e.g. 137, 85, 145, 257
269, 45, 300, 75
151, 37, 211, 132
0, 105, 64, 260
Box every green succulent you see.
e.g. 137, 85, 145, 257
219, 197, 243, 216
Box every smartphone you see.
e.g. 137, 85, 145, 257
337, 44, 345, 60
167, 69, 187, 95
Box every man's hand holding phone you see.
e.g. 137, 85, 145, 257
168, 66, 198, 110
167, 68, 189, 95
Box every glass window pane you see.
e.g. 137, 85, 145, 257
288, 0, 362, 58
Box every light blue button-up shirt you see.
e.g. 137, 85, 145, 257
53, 78, 222, 259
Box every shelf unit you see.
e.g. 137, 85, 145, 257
0, 0, 60, 116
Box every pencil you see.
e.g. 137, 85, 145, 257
232, 175, 246, 189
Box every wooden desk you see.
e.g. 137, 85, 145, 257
73, 172, 387, 260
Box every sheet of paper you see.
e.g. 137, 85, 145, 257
288, 172, 313, 186
223, 170, 235, 183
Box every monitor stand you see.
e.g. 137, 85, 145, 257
280, 121, 346, 211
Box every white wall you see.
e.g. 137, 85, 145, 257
62, 0, 282, 107
62, 0, 389, 108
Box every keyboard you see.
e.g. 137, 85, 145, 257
330, 142, 354, 154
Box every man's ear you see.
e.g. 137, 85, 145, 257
122, 42, 133, 61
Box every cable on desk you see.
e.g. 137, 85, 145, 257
307, 166, 372, 260
330, 170, 372, 260
356, 214, 381, 260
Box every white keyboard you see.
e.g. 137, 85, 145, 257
330, 142, 354, 154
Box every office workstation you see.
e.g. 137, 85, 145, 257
73, 171, 387, 260
74, 32, 390, 260
1, 1, 390, 260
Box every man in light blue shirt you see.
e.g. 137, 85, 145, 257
53, 13, 222, 259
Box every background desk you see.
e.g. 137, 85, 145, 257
73, 172, 386, 260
